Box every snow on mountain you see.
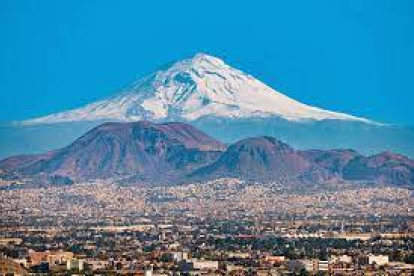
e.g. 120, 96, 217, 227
25, 53, 373, 125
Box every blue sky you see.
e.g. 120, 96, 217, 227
0, 0, 413, 125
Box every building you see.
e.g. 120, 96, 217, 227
66, 258, 84, 271
47, 251, 74, 267
330, 255, 353, 264
227, 252, 251, 259
144, 265, 153, 276
85, 259, 110, 271
0, 239, 23, 246
0, 258, 29, 276
163, 251, 189, 262
181, 259, 219, 271
11, 259, 27, 269
288, 259, 336, 273
28, 251, 49, 266
287, 259, 315, 272
28, 250, 73, 267
316, 260, 330, 272
368, 254, 389, 266
264, 255, 285, 264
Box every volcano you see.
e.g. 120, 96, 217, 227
1, 53, 413, 159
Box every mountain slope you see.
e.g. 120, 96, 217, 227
342, 152, 414, 186
191, 117, 414, 157
191, 136, 332, 183
0, 121, 225, 180
26, 53, 371, 124
192, 137, 414, 186
299, 149, 360, 176
1, 122, 414, 187
300, 149, 414, 186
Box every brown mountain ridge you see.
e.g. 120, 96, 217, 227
1, 121, 413, 187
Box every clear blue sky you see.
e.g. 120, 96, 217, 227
1, 0, 413, 125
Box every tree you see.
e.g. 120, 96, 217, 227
299, 268, 310, 276
405, 254, 414, 264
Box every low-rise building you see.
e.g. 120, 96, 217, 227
181, 259, 219, 271
368, 254, 389, 266
0, 258, 29, 276
66, 258, 84, 271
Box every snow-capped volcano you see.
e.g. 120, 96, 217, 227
3, 53, 413, 160
26, 53, 372, 124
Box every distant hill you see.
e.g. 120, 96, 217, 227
1, 121, 413, 188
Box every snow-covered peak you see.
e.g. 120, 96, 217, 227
189, 52, 226, 67
26, 53, 374, 125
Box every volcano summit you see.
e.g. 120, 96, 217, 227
27, 53, 371, 124
1, 54, 413, 159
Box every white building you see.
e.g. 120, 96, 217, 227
331, 255, 352, 264
66, 258, 84, 271
317, 260, 330, 272
12, 259, 27, 268
144, 265, 153, 276
182, 259, 219, 271
368, 254, 389, 266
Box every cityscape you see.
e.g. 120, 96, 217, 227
1, 179, 414, 275
1, 1, 414, 275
